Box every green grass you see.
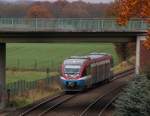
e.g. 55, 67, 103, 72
6, 70, 59, 83
6, 43, 118, 82
6, 70, 47, 83
7, 43, 118, 69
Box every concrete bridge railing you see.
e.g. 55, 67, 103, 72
0, 18, 149, 32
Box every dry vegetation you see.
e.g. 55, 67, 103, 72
8, 79, 62, 108
113, 56, 135, 74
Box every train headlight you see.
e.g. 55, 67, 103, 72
76, 74, 80, 76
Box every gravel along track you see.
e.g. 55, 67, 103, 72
43, 75, 133, 116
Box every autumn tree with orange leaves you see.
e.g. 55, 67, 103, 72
27, 3, 53, 18
117, 0, 150, 49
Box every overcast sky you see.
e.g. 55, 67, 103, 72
3, 0, 114, 3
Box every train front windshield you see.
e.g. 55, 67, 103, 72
64, 65, 81, 74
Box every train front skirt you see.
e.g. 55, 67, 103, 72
60, 78, 86, 91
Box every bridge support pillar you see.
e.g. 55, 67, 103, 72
136, 36, 147, 75
0, 43, 6, 109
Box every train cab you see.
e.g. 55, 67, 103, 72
60, 56, 91, 91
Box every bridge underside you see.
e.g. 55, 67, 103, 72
0, 32, 146, 43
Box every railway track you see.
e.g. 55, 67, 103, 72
38, 95, 76, 116
78, 68, 135, 116
19, 93, 64, 116
98, 95, 118, 116
19, 94, 77, 116
17, 68, 134, 116
79, 85, 123, 116
112, 67, 135, 81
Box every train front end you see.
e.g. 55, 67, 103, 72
60, 57, 89, 92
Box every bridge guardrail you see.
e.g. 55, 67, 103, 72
0, 18, 148, 32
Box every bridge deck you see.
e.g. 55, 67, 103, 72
0, 31, 146, 43
0, 18, 148, 43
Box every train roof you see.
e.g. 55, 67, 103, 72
63, 53, 111, 65
70, 56, 90, 59
88, 52, 109, 60
89, 52, 108, 55
64, 58, 87, 65
88, 54, 104, 59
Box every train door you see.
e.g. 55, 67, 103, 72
95, 63, 98, 84
91, 62, 97, 84
104, 61, 106, 80
97, 62, 99, 82
103, 61, 106, 81
101, 62, 103, 81
105, 61, 108, 80
98, 62, 102, 82
108, 61, 112, 80
98, 62, 103, 82
82, 65, 91, 87
105, 60, 111, 80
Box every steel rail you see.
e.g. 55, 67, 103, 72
79, 68, 134, 116
98, 95, 118, 116
19, 93, 65, 116
79, 85, 124, 116
38, 95, 77, 116
19, 68, 134, 116
111, 67, 135, 81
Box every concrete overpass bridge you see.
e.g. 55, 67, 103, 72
0, 18, 148, 108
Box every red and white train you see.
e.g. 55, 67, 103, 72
60, 53, 113, 91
